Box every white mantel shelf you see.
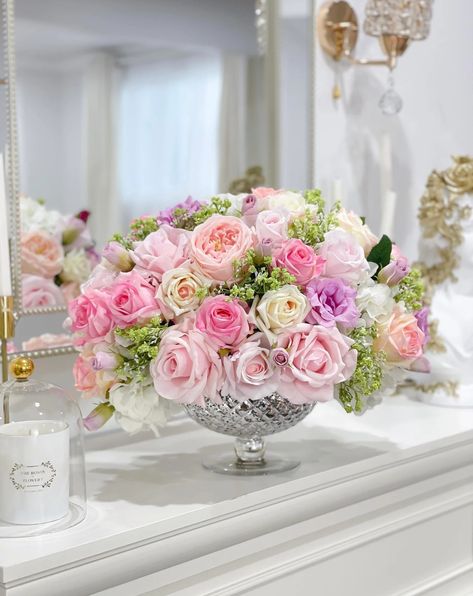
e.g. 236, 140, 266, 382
1, 396, 473, 596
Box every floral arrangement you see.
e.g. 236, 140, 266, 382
68, 189, 429, 434
20, 196, 98, 309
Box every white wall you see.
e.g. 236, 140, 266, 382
313, 0, 473, 259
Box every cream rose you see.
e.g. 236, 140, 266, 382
156, 267, 210, 319
251, 284, 310, 344
61, 248, 93, 284
336, 209, 378, 256
267, 191, 306, 217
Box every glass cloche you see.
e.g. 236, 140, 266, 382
0, 357, 86, 537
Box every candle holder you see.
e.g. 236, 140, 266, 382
0, 295, 14, 384
0, 357, 87, 537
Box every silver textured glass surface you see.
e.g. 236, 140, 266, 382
185, 392, 315, 475
364, 0, 434, 41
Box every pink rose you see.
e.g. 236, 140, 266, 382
22, 274, 65, 309
69, 290, 114, 344
276, 323, 357, 403
190, 215, 254, 282
374, 306, 424, 365
108, 270, 160, 328
274, 239, 325, 286
222, 334, 279, 400
73, 355, 98, 399
318, 229, 369, 284
131, 225, 189, 282
252, 187, 278, 199
21, 231, 64, 278
151, 327, 223, 404
195, 296, 252, 348
255, 210, 288, 251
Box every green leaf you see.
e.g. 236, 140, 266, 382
367, 234, 392, 276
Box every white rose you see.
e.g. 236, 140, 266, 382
267, 191, 306, 218
251, 284, 310, 344
156, 266, 210, 319
356, 283, 395, 325
20, 196, 65, 237
215, 193, 247, 216
61, 248, 92, 284
109, 380, 178, 435
336, 208, 378, 256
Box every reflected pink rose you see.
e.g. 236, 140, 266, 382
274, 239, 325, 286
131, 225, 189, 282
150, 327, 223, 405
22, 274, 65, 309
22, 333, 72, 351
21, 231, 64, 278
190, 215, 254, 282
61, 282, 81, 304
276, 323, 357, 403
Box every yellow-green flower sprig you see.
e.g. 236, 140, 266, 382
338, 326, 386, 414
173, 197, 232, 231
289, 197, 341, 247
394, 267, 425, 312
115, 317, 168, 382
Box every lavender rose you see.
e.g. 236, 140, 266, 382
305, 278, 359, 328
157, 196, 203, 226
414, 306, 430, 346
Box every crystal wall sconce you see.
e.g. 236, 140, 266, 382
317, 0, 434, 114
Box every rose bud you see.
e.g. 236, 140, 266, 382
91, 351, 120, 371
103, 241, 134, 272
270, 347, 289, 367
83, 402, 115, 431
378, 257, 410, 286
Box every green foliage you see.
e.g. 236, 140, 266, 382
394, 267, 425, 312
304, 188, 325, 210
173, 197, 232, 231
115, 317, 168, 382
129, 216, 159, 242
367, 235, 392, 277
110, 232, 133, 250
338, 326, 386, 414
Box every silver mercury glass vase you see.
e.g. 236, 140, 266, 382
184, 391, 315, 475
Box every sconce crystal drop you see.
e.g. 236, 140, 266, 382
364, 0, 434, 41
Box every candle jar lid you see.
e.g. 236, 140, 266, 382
0, 358, 86, 537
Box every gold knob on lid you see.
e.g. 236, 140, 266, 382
9, 357, 35, 380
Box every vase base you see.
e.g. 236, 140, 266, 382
202, 453, 300, 476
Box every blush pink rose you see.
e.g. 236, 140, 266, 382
22, 274, 65, 309
276, 323, 357, 403
21, 231, 64, 278
190, 215, 255, 282
274, 239, 325, 286
374, 306, 424, 365
222, 333, 279, 400
108, 270, 160, 328
131, 225, 189, 282
255, 210, 288, 251
151, 327, 223, 405
318, 229, 369, 284
68, 290, 114, 344
252, 187, 278, 199
73, 355, 98, 399
195, 296, 251, 348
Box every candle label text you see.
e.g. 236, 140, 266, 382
9, 461, 57, 491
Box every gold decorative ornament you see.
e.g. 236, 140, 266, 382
9, 356, 35, 381
0, 295, 15, 383
228, 166, 265, 195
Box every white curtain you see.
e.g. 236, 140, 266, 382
83, 53, 120, 249
218, 55, 247, 191
118, 52, 221, 225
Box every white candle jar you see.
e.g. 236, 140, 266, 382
0, 358, 86, 536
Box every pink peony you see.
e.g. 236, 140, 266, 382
276, 323, 357, 403
255, 210, 288, 251
131, 225, 189, 282
222, 334, 279, 400
374, 306, 424, 365
68, 290, 114, 344
195, 296, 251, 348
190, 215, 254, 282
21, 231, 64, 278
150, 327, 223, 404
274, 239, 325, 286
108, 270, 160, 328
318, 229, 369, 284
22, 274, 65, 309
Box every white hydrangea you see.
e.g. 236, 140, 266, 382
61, 248, 92, 284
356, 282, 395, 325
